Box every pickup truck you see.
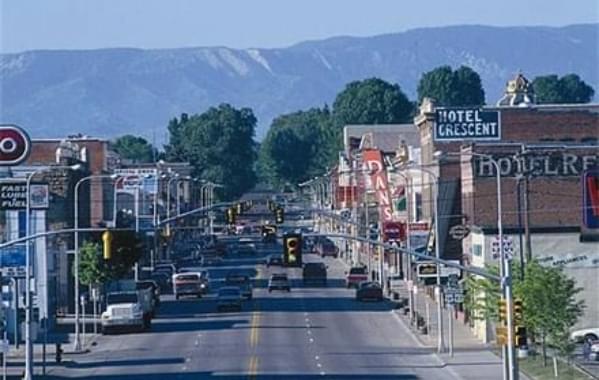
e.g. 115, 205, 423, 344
173, 273, 205, 299
101, 288, 153, 334
346, 266, 368, 288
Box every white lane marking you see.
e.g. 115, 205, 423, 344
186, 357, 191, 363
320, 371, 326, 376
314, 355, 320, 360
307, 330, 312, 335
316, 363, 322, 368
182, 366, 188, 371
309, 338, 314, 343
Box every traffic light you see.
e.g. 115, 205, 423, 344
275, 207, 284, 224
515, 326, 527, 347
283, 233, 302, 267
514, 299, 523, 324
226, 208, 236, 225
498, 298, 507, 324
102, 230, 113, 260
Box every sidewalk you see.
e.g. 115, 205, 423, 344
393, 281, 530, 380
2, 333, 99, 380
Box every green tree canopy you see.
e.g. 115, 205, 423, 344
258, 107, 334, 187
333, 77, 414, 127
532, 74, 595, 104
417, 65, 485, 106
466, 260, 584, 364
165, 104, 257, 200
112, 135, 156, 163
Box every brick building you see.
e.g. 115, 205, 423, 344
415, 74, 599, 341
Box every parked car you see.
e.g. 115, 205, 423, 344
225, 273, 253, 299
570, 327, 599, 342
266, 254, 284, 267
302, 262, 327, 286
217, 286, 243, 312
346, 266, 368, 288
268, 273, 291, 292
201, 255, 223, 267
356, 282, 384, 302
173, 273, 204, 299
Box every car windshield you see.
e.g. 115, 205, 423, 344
226, 275, 249, 283
175, 274, 200, 281
107, 293, 138, 304
271, 275, 287, 281
349, 268, 367, 275
136, 281, 155, 290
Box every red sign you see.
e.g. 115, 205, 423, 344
583, 170, 599, 229
383, 221, 406, 242
363, 149, 393, 222
0, 125, 31, 166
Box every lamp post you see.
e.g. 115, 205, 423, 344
406, 163, 445, 354
437, 150, 517, 380
73, 173, 118, 352
24, 164, 80, 380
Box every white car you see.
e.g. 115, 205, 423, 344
570, 327, 599, 342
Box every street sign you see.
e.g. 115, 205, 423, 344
445, 293, 464, 304
0, 244, 26, 277
449, 224, 470, 240
491, 236, 514, 260
416, 261, 461, 279
0, 125, 31, 166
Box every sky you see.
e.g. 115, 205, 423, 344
1, 0, 598, 54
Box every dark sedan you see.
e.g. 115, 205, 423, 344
356, 282, 384, 302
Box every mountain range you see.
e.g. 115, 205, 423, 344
1, 23, 597, 142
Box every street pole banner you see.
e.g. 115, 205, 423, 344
362, 149, 393, 222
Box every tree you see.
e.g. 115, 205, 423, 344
112, 135, 156, 163
532, 74, 595, 104
165, 104, 257, 200
78, 241, 110, 286
466, 260, 584, 366
258, 107, 334, 187
333, 78, 414, 128
417, 65, 485, 106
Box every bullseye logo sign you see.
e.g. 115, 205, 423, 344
0, 125, 31, 166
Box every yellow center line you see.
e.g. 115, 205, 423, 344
247, 256, 264, 378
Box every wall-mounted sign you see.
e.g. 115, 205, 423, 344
449, 224, 470, 240
383, 221, 405, 242
583, 170, 599, 230
0, 125, 31, 166
363, 149, 393, 222
0, 182, 49, 210
434, 108, 500, 142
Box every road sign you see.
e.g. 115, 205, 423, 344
445, 293, 464, 304
449, 224, 470, 240
0, 125, 31, 166
491, 236, 514, 260
417, 261, 461, 279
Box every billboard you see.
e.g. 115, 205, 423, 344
434, 108, 500, 142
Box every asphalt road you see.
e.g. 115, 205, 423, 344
42, 249, 460, 380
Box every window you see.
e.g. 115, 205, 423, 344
472, 244, 482, 257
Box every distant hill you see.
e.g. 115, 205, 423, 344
1, 23, 597, 142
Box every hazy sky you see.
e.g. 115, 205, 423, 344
1, 0, 598, 54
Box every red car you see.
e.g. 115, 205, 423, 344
346, 266, 368, 288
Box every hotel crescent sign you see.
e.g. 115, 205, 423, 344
434, 108, 501, 142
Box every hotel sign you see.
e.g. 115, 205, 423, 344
434, 108, 500, 142
475, 153, 598, 177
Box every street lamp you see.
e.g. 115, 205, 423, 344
24, 163, 80, 380
73, 173, 119, 352
404, 163, 445, 354
436, 150, 518, 379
